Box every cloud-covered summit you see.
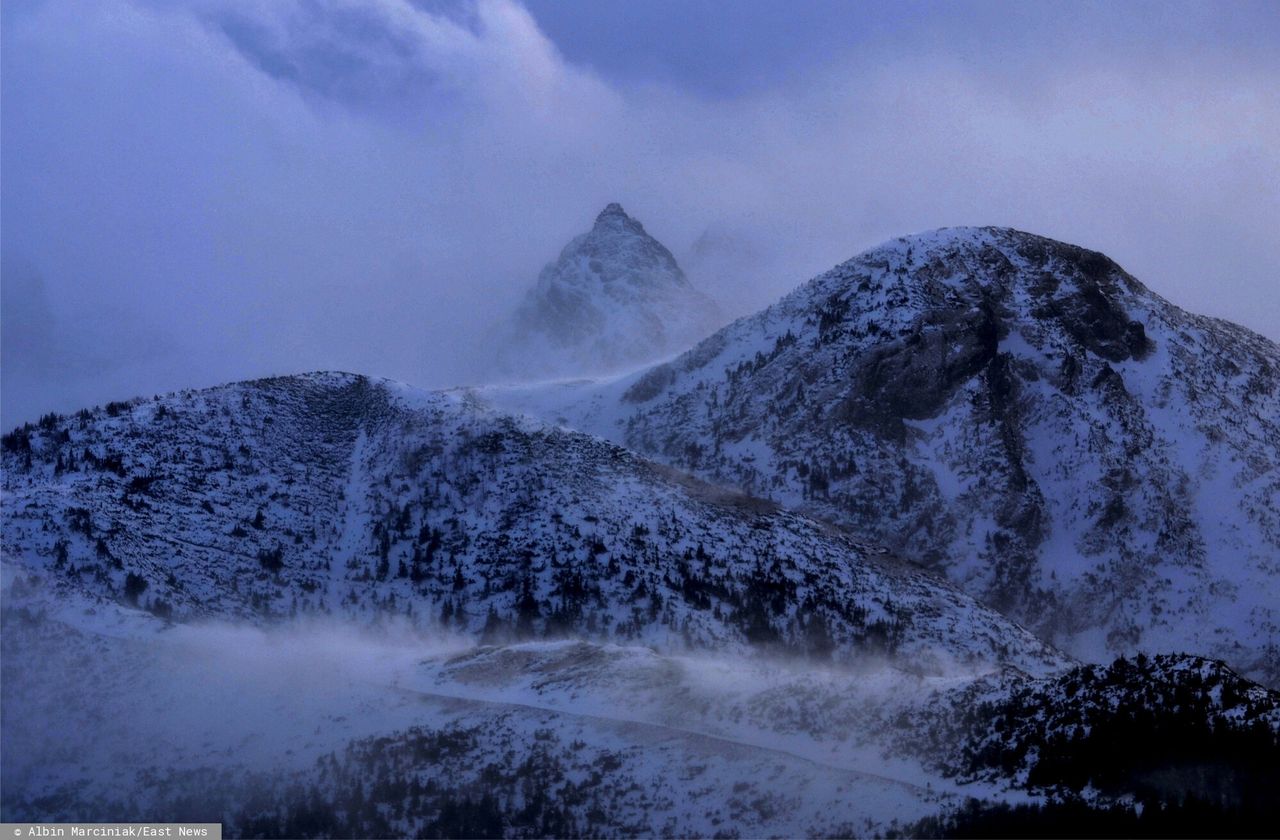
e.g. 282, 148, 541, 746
2, 0, 1276, 426
491, 202, 722, 379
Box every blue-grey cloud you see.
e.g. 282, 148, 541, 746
522, 0, 1280, 98
1, 0, 1276, 428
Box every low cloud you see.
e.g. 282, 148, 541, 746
2, 0, 1276, 426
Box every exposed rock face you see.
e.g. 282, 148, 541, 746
492, 204, 722, 380
485, 227, 1280, 687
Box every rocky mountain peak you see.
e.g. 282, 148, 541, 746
489, 204, 723, 380
593, 202, 644, 234
559, 202, 685, 289
812, 226, 1157, 365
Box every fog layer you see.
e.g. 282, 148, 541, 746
2, 0, 1277, 427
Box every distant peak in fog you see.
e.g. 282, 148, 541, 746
595, 202, 635, 224
486, 203, 724, 381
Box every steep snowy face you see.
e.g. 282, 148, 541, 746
499, 227, 1280, 686
0, 372, 1066, 676
492, 204, 722, 380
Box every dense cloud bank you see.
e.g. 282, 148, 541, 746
2, 0, 1277, 426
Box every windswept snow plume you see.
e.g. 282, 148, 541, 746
0, 603, 967, 833
5, 576, 1278, 834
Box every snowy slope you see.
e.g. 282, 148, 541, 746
4, 367, 1278, 833
0, 600, 954, 834
477, 227, 1280, 687
489, 203, 723, 380
5, 594, 1275, 834
0, 371, 1066, 675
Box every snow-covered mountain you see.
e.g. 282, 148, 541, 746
478, 226, 1280, 688
490, 203, 722, 380
0, 371, 1056, 831
0, 371, 1063, 675
4, 370, 1278, 833
5, 226, 1279, 834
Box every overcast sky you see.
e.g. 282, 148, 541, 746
2, 0, 1278, 427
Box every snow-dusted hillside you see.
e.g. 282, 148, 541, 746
7, 592, 1277, 835
4, 369, 1278, 833
490, 203, 723, 380
6, 592, 1276, 835
478, 227, 1280, 687
0, 371, 1065, 675
0, 598, 959, 834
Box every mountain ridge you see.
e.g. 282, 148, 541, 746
5, 225, 1279, 833
477, 225, 1280, 687
0, 370, 1068, 676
